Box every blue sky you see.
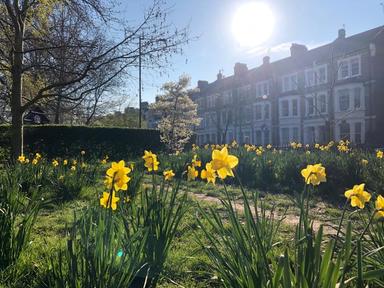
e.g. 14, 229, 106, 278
119, 0, 384, 107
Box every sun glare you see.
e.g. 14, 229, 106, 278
232, 2, 275, 47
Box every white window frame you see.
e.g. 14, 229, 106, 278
279, 96, 300, 118
337, 55, 361, 80
282, 73, 298, 92
255, 80, 270, 97
305, 64, 328, 87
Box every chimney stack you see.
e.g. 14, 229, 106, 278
197, 80, 209, 91
338, 28, 346, 39
234, 62, 248, 76
263, 56, 270, 65
290, 43, 308, 58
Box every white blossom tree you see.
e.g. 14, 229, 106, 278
150, 75, 200, 153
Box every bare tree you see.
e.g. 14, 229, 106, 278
0, 0, 190, 157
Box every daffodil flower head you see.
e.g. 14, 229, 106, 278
106, 160, 131, 191
377, 150, 383, 159
163, 169, 175, 181
301, 163, 327, 186
17, 155, 26, 164
344, 183, 371, 209
187, 165, 198, 181
210, 147, 239, 179
192, 155, 201, 168
375, 195, 384, 219
52, 159, 59, 167
201, 162, 217, 184
142, 150, 159, 171
100, 191, 119, 210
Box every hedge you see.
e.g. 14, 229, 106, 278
0, 125, 163, 159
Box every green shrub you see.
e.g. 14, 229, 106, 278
0, 125, 163, 159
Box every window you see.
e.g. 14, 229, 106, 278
339, 122, 350, 140
256, 81, 269, 97
245, 107, 252, 122
292, 99, 298, 116
318, 67, 326, 84
264, 130, 270, 145
305, 65, 327, 87
340, 61, 349, 79
255, 105, 262, 120
281, 100, 289, 117
338, 56, 361, 79
306, 70, 314, 87
351, 58, 360, 76
264, 103, 270, 119
281, 128, 289, 144
292, 127, 299, 141
338, 89, 350, 111
354, 87, 361, 109
243, 131, 250, 144
282, 73, 298, 92
318, 94, 327, 113
355, 122, 362, 144
255, 130, 262, 145
307, 97, 315, 115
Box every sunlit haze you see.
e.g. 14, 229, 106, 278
232, 2, 275, 47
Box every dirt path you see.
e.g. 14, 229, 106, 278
190, 192, 337, 235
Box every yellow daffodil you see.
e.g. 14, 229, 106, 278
192, 155, 201, 167
17, 155, 26, 164
163, 169, 175, 181
81, 163, 87, 168
201, 162, 216, 184
100, 191, 119, 210
361, 159, 368, 165
231, 140, 238, 148
32, 158, 38, 165
106, 160, 131, 191
35, 153, 42, 159
70, 165, 76, 171
63, 159, 68, 166
187, 165, 198, 181
266, 144, 272, 149
72, 160, 77, 165
377, 150, 383, 159
210, 147, 239, 179
301, 164, 327, 186
101, 159, 107, 164
344, 184, 371, 209
374, 195, 384, 219
204, 144, 209, 150
306, 151, 311, 155
52, 159, 59, 167
142, 150, 160, 171
314, 143, 320, 149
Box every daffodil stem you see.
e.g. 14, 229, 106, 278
340, 210, 376, 286
331, 199, 348, 259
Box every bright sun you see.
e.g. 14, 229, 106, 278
232, 2, 275, 47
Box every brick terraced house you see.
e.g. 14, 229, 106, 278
191, 26, 384, 147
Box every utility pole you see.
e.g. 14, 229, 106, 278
138, 35, 143, 128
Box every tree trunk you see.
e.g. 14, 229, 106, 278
10, 23, 24, 158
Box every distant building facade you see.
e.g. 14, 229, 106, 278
192, 26, 384, 147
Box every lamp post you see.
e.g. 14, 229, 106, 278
138, 35, 143, 128
138, 36, 167, 128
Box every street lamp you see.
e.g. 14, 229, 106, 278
138, 36, 167, 128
